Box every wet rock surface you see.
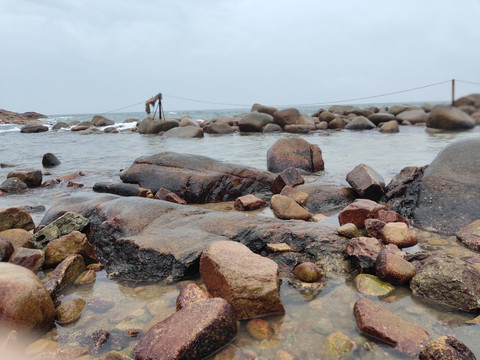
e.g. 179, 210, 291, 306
419, 335, 476, 360
338, 199, 386, 228
266, 137, 324, 173
457, 219, 480, 251
346, 164, 385, 201
119, 151, 275, 203
0, 206, 35, 232
42, 195, 351, 282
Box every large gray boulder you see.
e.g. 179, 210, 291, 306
413, 138, 480, 234
238, 112, 273, 132
426, 105, 475, 130
39, 195, 352, 282
120, 152, 275, 203
137, 117, 179, 134
163, 126, 204, 138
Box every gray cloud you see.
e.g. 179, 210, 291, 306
1, 0, 480, 114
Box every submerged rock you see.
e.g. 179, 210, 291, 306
120, 152, 274, 203
200, 240, 284, 319
410, 255, 480, 311
354, 274, 395, 297
457, 219, 480, 251
7, 169, 42, 188
134, 298, 237, 360
353, 298, 429, 356
55, 297, 86, 325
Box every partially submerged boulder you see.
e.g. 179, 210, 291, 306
266, 137, 324, 173
120, 152, 275, 203
200, 240, 284, 319
426, 105, 475, 130
410, 255, 480, 311
354, 298, 429, 356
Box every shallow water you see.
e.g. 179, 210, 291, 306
2, 110, 480, 358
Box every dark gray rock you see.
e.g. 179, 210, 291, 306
414, 139, 480, 234
238, 112, 273, 132
297, 183, 355, 215
91, 115, 114, 127
42, 153, 61, 167
20, 124, 48, 133
0, 177, 28, 193
119, 152, 275, 203
164, 126, 204, 138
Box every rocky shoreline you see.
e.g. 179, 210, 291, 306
0, 109, 47, 125
1, 96, 480, 359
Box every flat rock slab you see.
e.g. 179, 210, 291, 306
134, 298, 236, 360
200, 240, 284, 319
39, 195, 351, 282
354, 298, 429, 356
119, 152, 275, 203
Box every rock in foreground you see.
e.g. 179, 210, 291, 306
0, 263, 55, 334
354, 298, 429, 356
200, 240, 285, 319
134, 298, 236, 360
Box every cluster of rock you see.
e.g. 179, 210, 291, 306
11, 92, 480, 136
0, 109, 47, 125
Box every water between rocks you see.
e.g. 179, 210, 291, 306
2, 114, 480, 358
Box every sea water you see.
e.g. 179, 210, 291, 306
1, 106, 480, 358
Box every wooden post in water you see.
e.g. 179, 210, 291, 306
451, 79, 455, 106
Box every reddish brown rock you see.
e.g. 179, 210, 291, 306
375, 210, 409, 226
8, 247, 44, 273
154, 188, 188, 205
134, 298, 237, 360
272, 108, 301, 128
457, 219, 480, 251
246, 318, 272, 340
346, 237, 382, 273
346, 164, 385, 201
354, 298, 429, 356
379, 222, 418, 248
43, 254, 85, 296
44, 231, 97, 266
176, 283, 212, 311
375, 249, 416, 284
0, 229, 33, 251
200, 240, 285, 319
419, 335, 476, 360
267, 137, 324, 173
0, 262, 55, 334
338, 199, 386, 228
270, 167, 305, 194
270, 194, 312, 220
364, 218, 386, 239
293, 262, 324, 282
7, 169, 43, 188
0, 206, 35, 232
234, 194, 267, 211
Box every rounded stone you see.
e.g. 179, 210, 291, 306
55, 297, 86, 325
293, 262, 324, 283
0, 262, 55, 334
337, 223, 359, 238
246, 318, 273, 340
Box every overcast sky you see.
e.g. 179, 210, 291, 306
1, 0, 480, 115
